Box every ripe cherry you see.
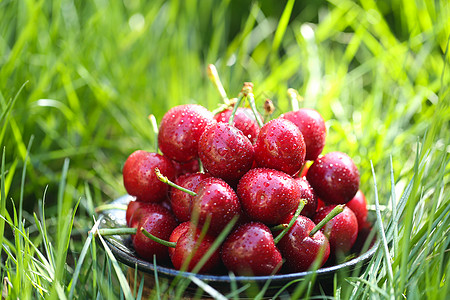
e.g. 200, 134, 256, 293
126, 199, 144, 226
171, 159, 200, 177
221, 222, 283, 276
214, 107, 262, 144
123, 150, 176, 203
313, 205, 358, 257
158, 104, 215, 162
306, 151, 360, 204
198, 122, 254, 185
253, 118, 306, 176
280, 108, 326, 161
237, 168, 301, 224
346, 190, 369, 231
294, 177, 318, 219
276, 215, 330, 272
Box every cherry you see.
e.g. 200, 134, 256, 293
313, 205, 358, 257
306, 151, 360, 204
170, 223, 221, 273
294, 177, 318, 219
158, 104, 215, 162
276, 215, 330, 272
123, 150, 176, 203
237, 168, 301, 224
221, 222, 283, 276
214, 107, 263, 144
170, 172, 211, 222
253, 118, 306, 176
171, 159, 200, 177
191, 177, 241, 234
346, 190, 369, 231
168, 221, 191, 258
126, 199, 144, 226
280, 108, 326, 161
198, 122, 254, 185
132, 206, 178, 263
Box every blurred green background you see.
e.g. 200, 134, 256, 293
0, 0, 449, 298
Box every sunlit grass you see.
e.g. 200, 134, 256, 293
0, 0, 449, 298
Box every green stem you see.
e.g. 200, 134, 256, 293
228, 93, 245, 125
207, 64, 229, 105
94, 204, 128, 213
270, 223, 289, 232
94, 227, 137, 236
287, 88, 301, 111
141, 227, 176, 248
148, 114, 159, 153
273, 199, 307, 244
309, 205, 345, 237
247, 92, 264, 128
154, 168, 197, 196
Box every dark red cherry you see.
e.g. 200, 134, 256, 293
221, 222, 283, 276
276, 215, 330, 272
214, 107, 263, 144
313, 205, 358, 257
237, 168, 301, 224
170, 223, 221, 273
346, 190, 369, 231
191, 177, 241, 234
158, 104, 215, 162
198, 122, 254, 185
171, 159, 200, 177
132, 207, 178, 263
126, 199, 143, 226
168, 221, 191, 258
306, 151, 360, 204
123, 150, 176, 203
294, 177, 318, 219
170, 173, 211, 222
254, 118, 306, 176
280, 108, 326, 161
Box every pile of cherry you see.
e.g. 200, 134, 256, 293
120, 80, 369, 276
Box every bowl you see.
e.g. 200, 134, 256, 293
97, 194, 379, 298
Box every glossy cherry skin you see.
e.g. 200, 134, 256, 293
126, 198, 142, 226
237, 168, 301, 224
168, 221, 191, 258
221, 222, 283, 276
276, 215, 330, 272
132, 207, 178, 263
123, 150, 176, 203
170, 224, 221, 273
171, 159, 200, 177
280, 108, 326, 161
346, 190, 369, 231
191, 177, 241, 234
158, 104, 215, 162
214, 107, 263, 144
170, 173, 211, 222
306, 151, 360, 204
313, 205, 358, 257
254, 118, 306, 176
198, 122, 254, 185
294, 177, 318, 219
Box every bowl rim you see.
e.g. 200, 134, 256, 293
98, 194, 379, 284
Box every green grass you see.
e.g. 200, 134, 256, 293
0, 0, 449, 298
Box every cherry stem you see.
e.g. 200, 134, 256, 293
154, 168, 197, 196
93, 227, 137, 236
141, 227, 177, 248
207, 64, 230, 105
287, 88, 302, 111
94, 204, 127, 213
273, 199, 307, 244
309, 205, 345, 237
148, 114, 159, 153
228, 93, 245, 126
270, 223, 289, 232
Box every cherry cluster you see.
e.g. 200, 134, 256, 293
121, 81, 369, 276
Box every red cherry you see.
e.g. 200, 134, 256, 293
294, 177, 318, 219
170, 224, 221, 273
171, 159, 200, 177
254, 118, 306, 176
168, 221, 191, 258
276, 215, 330, 272
237, 168, 301, 224
214, 107, 262, 144
221, 222, 283, 276
313, 205, 358, 257
191, 177, 241, 234
126, 199, 143, 226
132, 207, 178, 263
123, 150, 176, 203
346, 190, 368, 231
170, 173, 211, 222
158, 104, 215, 162
306, 151, 360, 204
198, 122, 254, 185
280, 108, 326, 161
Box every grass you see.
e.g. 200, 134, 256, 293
0, 0, 449, 298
